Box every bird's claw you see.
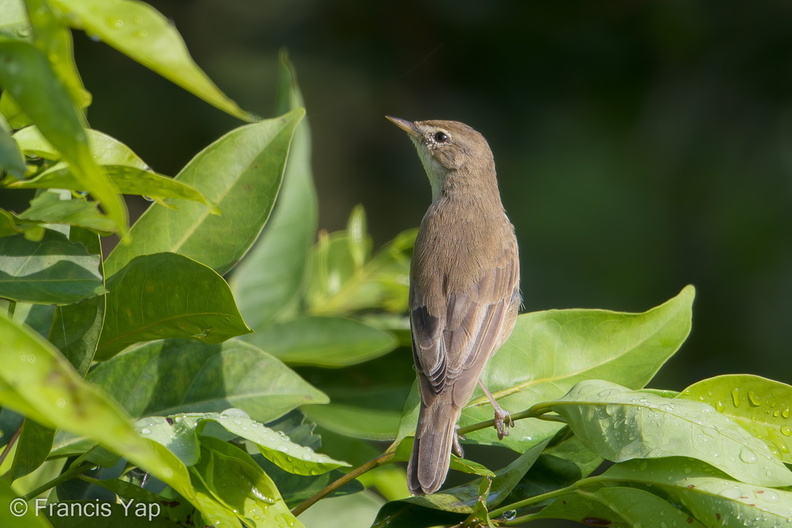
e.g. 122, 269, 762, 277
453, 425, 466, 457
494, 408, 514, 440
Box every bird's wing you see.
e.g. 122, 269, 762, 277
411, 246, 519, 405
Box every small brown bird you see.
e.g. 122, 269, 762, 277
387, 117, 521, 495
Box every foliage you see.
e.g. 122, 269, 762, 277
1, 1, 791, 527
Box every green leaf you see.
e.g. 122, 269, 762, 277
16, 191, 116, 234
8, 418, 53, 480
0, 312, 199, 511
97, 252, 251, 358
0, 90, 30, 129
49, 0, 254, 121
678, 374, 792, 463
48, 226, 105, 376
0, 113, 25, 178
533, 379, 792, 487
0, 477, 53, 528
191, 436, 303, 528
136, 410, 349, 476
9, 127, 212, 206
603, 458, 792, 527
245, 316, 397, 367
298, 492, 385, 528
84, 339, 327, 423
0, 230, 105, 304
231, 52, 317, 329
303, 403, 402, 442
372, 439, 550, 528
432, 285, 696, 451
0, 0, 29, 38
530, 486, 705, 527
104, 109, 304, 277
305, 227, 415, 316
25, 0, 91, 109
0, 37, 127, 234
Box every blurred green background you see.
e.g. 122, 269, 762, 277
24, 1, 792, 389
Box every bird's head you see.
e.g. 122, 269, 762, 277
386, 117, 495, 200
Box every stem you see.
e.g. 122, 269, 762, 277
457, 407, 564, 437
22, 462, 93, 500
0, 424, 22, 470
488, 476, 597, 521
21, 448, 98, 500
291, 451, 395, 517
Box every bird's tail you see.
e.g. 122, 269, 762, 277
407, 399, 462, 495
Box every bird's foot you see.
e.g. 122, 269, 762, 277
494, 407, 514, 440
453, 425, 466, 457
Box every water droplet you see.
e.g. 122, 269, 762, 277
739, 448, 758, 464
731, 388, 741, 407
16, 27, 31, 38
748, 391, 763, 406
20, 353, 36, 364
251, 487, 276, 503
142, 195, 155, 202
683, 467, 692, 474
782, 408, 791, 419
781, 426, 792, 437
502, 510, 517, 521
762, 490, 780, 503
221, 408, 250, 419
598, 389, 617, 398
87, 32, 101, 42
140, 428, 151, 435
715, 400, 725, 412
721, 486, 744, 499
56, 398, 66, 408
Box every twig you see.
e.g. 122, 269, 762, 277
291, 451, 395, 516
456, 407, 564, 437
0, 424, 22, 470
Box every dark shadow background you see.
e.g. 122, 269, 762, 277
35, 1, 792, 390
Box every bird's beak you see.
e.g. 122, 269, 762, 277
386, 116, 420, 138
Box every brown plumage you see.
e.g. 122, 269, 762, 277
387, 117, 521, 495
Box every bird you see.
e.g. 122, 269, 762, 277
386, 116, 521, 495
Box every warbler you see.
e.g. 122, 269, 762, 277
387, 117, 521, 495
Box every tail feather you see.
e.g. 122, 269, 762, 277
407, 401, 462, 495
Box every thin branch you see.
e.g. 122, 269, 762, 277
456, 407, 564, 437
0, 424, 23, 470
291, 451, 396, 517
22, 462, 94, 500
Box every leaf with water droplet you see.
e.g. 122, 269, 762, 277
604, 459, 792, 527
678, 375, 792, 464
192, 436, 303, 528
531, 485, 704, 527
534, 380, 792, 487
418, 285, 697, 452
0, 311, 200, 517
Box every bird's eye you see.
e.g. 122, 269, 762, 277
433, 131, 450, 143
